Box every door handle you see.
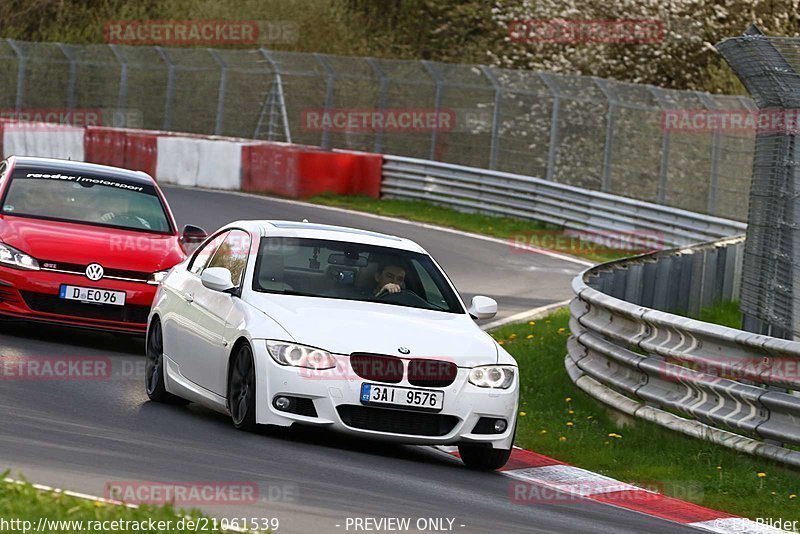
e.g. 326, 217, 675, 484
183, 292, 194, 303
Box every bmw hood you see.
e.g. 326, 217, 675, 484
248, 294, 500, 367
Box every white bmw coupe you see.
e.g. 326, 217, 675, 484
146, 220, 519, 469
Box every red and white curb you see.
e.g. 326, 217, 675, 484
433, 446, 789, 533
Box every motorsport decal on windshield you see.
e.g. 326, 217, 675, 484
23, 172, 146, 192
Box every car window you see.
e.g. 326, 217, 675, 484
1, 168, 172, 233
189, 231, 229, 275
206, 230, 251, 287
253, 237, 464, 314
409, 258, 452, 311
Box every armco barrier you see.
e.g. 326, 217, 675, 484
567, 235, 800, 467
382, 155, 746, 248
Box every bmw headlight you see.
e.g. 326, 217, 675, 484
0, 242, 39, 270
266, 341, 337, 370
468, 365, 515, 389
147, 270, 170, 285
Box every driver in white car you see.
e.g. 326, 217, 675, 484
373, 262, 406, 297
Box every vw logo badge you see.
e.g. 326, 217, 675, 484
398, 347, 410, 355
85, 263, 104, 281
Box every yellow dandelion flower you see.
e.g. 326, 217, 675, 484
566, 422, 574, 427
509, 334, 517, 339
557, 328, 566, 333
526, 334, 534, 339
559, 436, 567, 442
608, 433, 622, 439
540, 429, 548, 434
565, 397, 572, 403
498, 340, 505, 345
790, 494, 797, 499
586, 415, 593, 420
757, 472, 766, 478
528, 321, 536, 325
519, 411, 527, 417
568, 410, 574, 415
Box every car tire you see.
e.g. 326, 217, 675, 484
457, 443, 513, 471
145, 319, 188, 405
228, 342, 257, 432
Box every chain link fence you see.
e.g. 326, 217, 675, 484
718, 27, 800, 339
0, 38, 755, 221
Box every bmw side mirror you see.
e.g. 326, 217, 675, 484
180, 224, 207, 254
468, 295, 497, 320
201, 267, 235, 293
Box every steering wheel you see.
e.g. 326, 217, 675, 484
103, 213, 150, 229
375, 289, 439, 310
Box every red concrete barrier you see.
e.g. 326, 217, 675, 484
241, 143, 382, 198
84, 126, 126, 167
124, 132, 158, 177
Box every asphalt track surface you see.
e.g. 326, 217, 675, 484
0, 187, 696, 533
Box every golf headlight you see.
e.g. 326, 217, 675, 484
0, 242, 39, 270
468, 365, 515, 389
147, 270, 170, 285
266, 341, 337, 370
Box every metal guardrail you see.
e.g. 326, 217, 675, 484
382, 155, 746, 248
566, 236, 800, 467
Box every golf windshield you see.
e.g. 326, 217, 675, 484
1, 169, 172, 233
253, 237, 464, 314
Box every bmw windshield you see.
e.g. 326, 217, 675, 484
1, 169, 172, 233
253, 237, 464, 314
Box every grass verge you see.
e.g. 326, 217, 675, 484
690, 300, 743, 329
493, 309, 799, 521
0, 475, 229, 533
308, 193, 634, 263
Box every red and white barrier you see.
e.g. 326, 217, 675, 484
156, 136, 246, 190
2, 122, 84, 162
0, 120, 382, 199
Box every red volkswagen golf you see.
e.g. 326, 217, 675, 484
0, 156, 206, 334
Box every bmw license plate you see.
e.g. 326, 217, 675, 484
59, 285, 126, 306
360, 383, 444, 412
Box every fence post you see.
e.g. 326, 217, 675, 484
155, 46, 176, 131
257, 49, 291, 143
6, 39, 26, 110
314, 53, 336, 150
697, 92, 722, 215
57, 43, 77, 110
593, 77, 616, 193
479, 66, 502, 171
538, 73, 561, 182
108, 44, 129, 120
422, 60, 444, 161
648, 87, 671, 203
207, 49, 228, 136
367, 57, 388, 154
